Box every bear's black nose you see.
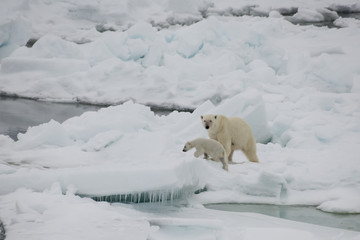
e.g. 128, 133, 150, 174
182, 149, 186, 152
205, 126, 209, 129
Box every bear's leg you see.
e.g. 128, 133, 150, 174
219, 157, 229, 171
218, 136, 232, 161
228, 149, 234, 163
243, 149, 259, 163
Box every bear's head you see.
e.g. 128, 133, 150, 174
182, 141, 193, 152
201, 114, 219, 131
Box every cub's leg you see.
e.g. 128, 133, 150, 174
194, 148, 204, 158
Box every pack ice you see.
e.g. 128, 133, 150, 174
0, 0, 359, 213
0, 0, 360, 239
1, 2, 360, 107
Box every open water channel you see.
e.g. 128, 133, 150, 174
0, 96, 359, 232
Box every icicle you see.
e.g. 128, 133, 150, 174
82, 185, 201, 204
153, 191, 157, 202
162, 192, 166, 203
170, 188, 175, 203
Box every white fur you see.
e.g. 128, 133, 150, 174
183, 138, 228, 171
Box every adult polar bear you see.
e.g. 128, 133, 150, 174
201, 114, 259, 163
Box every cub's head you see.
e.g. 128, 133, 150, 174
201, 114, 219, 131
182, 141, 193, 152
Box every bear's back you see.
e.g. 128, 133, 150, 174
227, 117, 253, 145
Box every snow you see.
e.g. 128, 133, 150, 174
1, 188, 359, 240
1, 0, 360, 239
0, 186, 151, 240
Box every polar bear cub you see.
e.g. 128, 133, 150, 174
183, 138, 228, 171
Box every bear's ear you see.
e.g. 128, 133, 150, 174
201, 115, 203, 119
214, 115, 217, 119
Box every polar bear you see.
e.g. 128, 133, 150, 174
183, 138, 228, 171
201, 114, 259, 163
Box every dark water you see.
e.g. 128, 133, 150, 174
0, 96, 182, 140
0, 96, 101, 140
206, 203, 360, 232
338, 12, 360, 20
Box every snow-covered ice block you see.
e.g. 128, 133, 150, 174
175, 30, 204, 59
247, 171, 286, 198
289, 7, 339, 23
17, 119, 72, 148
192, 164, 287, 204
0, 132, 205, 199
127, 22, 157, 41
11, 34, 85, 59
0, 187, 151, 239
317, 189, 360, 214
0, 16, 30, 60
0, 102, 206, 199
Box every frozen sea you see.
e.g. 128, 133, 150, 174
1, 0, 360, 239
